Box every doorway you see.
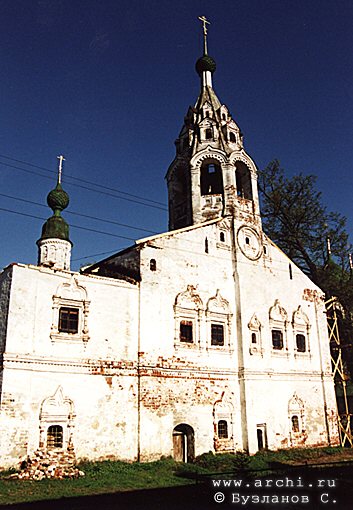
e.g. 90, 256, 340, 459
172, 424, 195, 462
256, 423, 267, 451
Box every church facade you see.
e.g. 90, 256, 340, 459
0, 29, 339, 468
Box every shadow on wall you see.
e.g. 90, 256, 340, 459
0, 267, 13, 405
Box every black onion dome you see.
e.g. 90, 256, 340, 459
195, 55, 216, 76
47, 182, 69, 212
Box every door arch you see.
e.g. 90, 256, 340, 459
172, 424, 195, 462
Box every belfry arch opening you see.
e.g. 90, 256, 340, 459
171, 166, 190, 229
200, 161, 223, 196
235, 161, 253, 200
172, 423, 195, 462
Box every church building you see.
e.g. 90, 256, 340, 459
0, 22, 339, 468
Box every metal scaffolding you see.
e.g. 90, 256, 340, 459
326, 297, 353, 447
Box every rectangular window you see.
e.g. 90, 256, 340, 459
180, 320, 193, 343
59, 307, 79, 334
47, 425, 63, 449
272, 329, 283, 350
211, 323, 224, 346
296, 334, 306, 352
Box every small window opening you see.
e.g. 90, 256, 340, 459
251, 332, 257, 344
150, 259, 156, 271
263, 246, 267, 255
272, 329, 283, 350
222, 113, 226, 120
59, 307, 79, 334
296, 334, 306, 353
245, 237, 250, 245
47, 425, 63, 449
220, 232, 225, 242
289, 263, 293, 280
180, 321, 193, 343
211, 323, 224, 346
217, 420, 228, 439
291, 415, 300, 433
205, 111, 210, 118
205, 238, 209, 253
205, 128, 212, 140
229, 132, 236, 143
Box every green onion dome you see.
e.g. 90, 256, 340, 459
195, 55, 216, 76
47, 182, 69, 212
39, 181, 71, 243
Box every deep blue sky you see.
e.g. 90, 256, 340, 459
0, 0, 352, 270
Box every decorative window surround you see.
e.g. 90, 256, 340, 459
269, 299, 289, 356
248, 313, 263, 356
50, 278, 90, 344
292, 305, 311, 357
206, 290, 232, 352
174, 285, 203, 349
288, 393, 307, 446
213, 393, 235, 452
39, 386, 75, 451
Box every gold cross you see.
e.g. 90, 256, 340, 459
198, 16, 210, 55
57, 155, 66, 184
198, 15, 210, 36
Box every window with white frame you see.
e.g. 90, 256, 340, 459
213, 396, 234, 452
288, 393, 306, 446
174, 285, 203, 348
248, 313, 263, 355
292, 305, 310, 355
206, 290, 231, 350
269, 300, 288, 354
50, 278, 90, 343
39, 386, 75, 452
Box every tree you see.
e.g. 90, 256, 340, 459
258, 160, 353, 377
258, 160, 352, 297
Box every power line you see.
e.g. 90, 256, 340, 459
0, 160, 168, 211
0, 207, 136, 242
0, 192, 158, 235
0, 203, 312, 277
0, 153, 167, 207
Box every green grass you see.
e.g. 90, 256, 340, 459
0, 447, 347, 506
0, 458, 192, 506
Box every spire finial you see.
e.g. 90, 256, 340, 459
198, 15, 210, 55
57, 155, 65, 184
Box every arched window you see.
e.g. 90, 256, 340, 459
205, 238, 209, 253
200, 161, 223, 196
229, 132, 236, 143
291, 415, 299, 433
251, 332, 257, 344
150, 259, 156, 271
235, 162, 253, 200
220, 232, 225, 242
218, 420, 228, 439
47, 425, 63, 449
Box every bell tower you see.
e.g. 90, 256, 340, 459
166, 18, 261, 231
